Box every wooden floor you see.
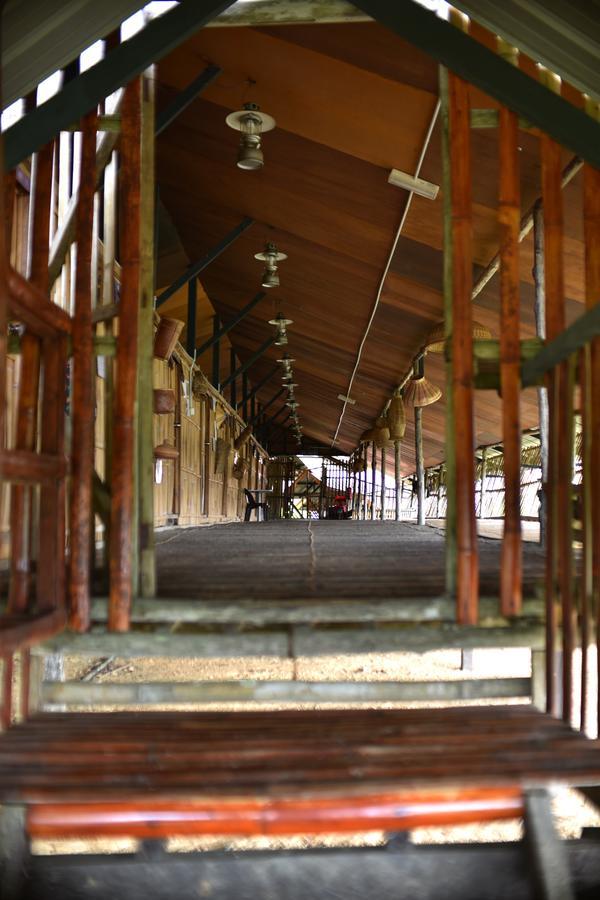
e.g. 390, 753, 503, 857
155, 521, 545, 601
0, 707, 598, 806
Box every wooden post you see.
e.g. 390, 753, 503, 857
415, 406, 425, 526
1, 656, 13, 731
440, 64, 457, 599
540, 68, 573, 721
533, 201, 549, 548
370, 441, 377, 520
448, 18, 478, 624
229, 348, 237, 408
380, 447, 386, 520
138, 69, 156, 598
211, 316, 221, 389
498, 47, 523, 617
109, 78, 142, 632
394, 440, 402, 521
583, 97, 600, 734
9, 144, 54, 612
69, 112, 97, 631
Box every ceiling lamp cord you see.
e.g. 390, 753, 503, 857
331, 98, 441, 447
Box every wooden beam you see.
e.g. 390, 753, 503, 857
155, 64, 222, 136
220, 336, 276, 390
197, 291, 266, 357
352, 0, 600, 169
522, 303, 600, 386
156, 216, 254, 307
3, 1, 237, 171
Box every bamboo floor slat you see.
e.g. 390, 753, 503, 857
154, 521, 545, 602
0, 706, 598, 804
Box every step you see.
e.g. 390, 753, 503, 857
35, 621, 545, 658
40, 676, 532, 707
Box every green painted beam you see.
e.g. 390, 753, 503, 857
353, 0, 600, 169
521, 303, 600, 387
3, 0, 236, 171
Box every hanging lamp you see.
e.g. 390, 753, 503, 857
404, 356, 442, 407
425, 319, 492, 353
269, 311, 293, 346
255, 241, 287, 288
225, 103, 276, 171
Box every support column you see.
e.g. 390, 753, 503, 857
533, 202, 549, 548
394, 440, 402, 521
380, 447, 386, 520
415, 406, 425, 526
370, 441, 377, 520
138, 67, 156, 598
211, 316, 221, 389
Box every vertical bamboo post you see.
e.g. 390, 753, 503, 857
9, 144, 54, 612
69, 111, 97, 631
540, 67, 573, 720
109, 78, 142, 632
370, 441, 377, 520
440, 64, 457, 598
448, 17, 478, 624
583, 96, 600, 733
533, 202, 549, 548
394, 440, 402, 521
498, 43, 523, 617
415, 406, 425, 526
138, 69, 157, 598
380, 447, 386, 520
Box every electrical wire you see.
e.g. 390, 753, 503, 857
331, 98, 441, 447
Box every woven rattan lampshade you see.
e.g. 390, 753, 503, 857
387, 395, 406, 440
404, 376, 442, 407
425, 319, 492, 353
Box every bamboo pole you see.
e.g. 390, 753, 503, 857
540, 68, 573, 721
138, 69, 156, 597
370, 441, 377, 520
439, 64, 457, 598
380, 447, 386, 520
448, 26, 478, 623
9, 143, 53, 613
109, 78, 142, 632
69, 111, 97, 632
394, 440, 402, 521
415, 407, 425, 526
498, 41, 522, 617
583, 96, 600, 734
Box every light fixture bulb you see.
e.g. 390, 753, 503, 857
262, 266, 279, 288
268, 313, 293, 328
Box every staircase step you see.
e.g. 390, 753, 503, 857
40, 676, 532, 707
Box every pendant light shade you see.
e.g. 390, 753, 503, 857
226, 103, 276, 171
255, 241, 287, 288
404, 376, 442, 407
425, 319, 492, 353
387, 395, 406, 439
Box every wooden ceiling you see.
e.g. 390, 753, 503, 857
155, 21, 586, 472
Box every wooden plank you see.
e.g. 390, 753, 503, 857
7, 266, 72, 336
69, 111, 98, 632
35, 630, 290, 659
109, 79, 142, 632
0, 449, 67, 484
41, 677, 531, 707
498, 49, 522, 618
0, 609, 67, 657
448, 44, 478, 624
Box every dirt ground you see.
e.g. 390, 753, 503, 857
29, 646, 600, 856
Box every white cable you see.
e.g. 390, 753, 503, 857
331, 99, 441, 446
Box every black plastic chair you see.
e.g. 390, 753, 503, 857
244, 489, 269, 522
